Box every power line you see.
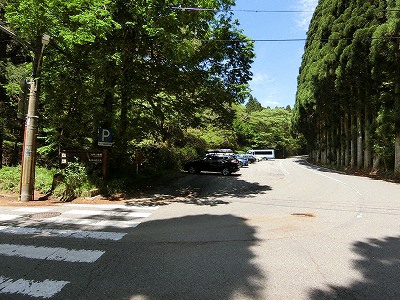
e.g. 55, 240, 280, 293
196, 36, 400, 43
170, 7, 314, 13
170, 7, 400, 13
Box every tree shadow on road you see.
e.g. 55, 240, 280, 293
80, 214, 266, 300
309, 236, 400, 299
125, 173, 272, 207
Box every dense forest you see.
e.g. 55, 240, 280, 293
0, 0, 300, 179
294, 0, 400, 175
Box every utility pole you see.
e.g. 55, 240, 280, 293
19, 34, 50, 202
0, 20, 50, 202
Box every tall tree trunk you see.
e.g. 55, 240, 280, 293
357, 112, 363, 169
0, 126, 3, 168
118, 83, 129, 153
337, 126, 341, 168
395, 82, 400, 175
394, 132, 400, 175
344, 114, 350, 166
350, 114, 356, 168
364, 109, 372, 170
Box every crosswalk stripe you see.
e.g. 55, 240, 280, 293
49, 217, 141, 228
0, 214, 19, 221
65, 209, 152, 218
0, 244, 105, 263
60, 203, 159, 210
13, 207, 52, 213
0, 226, 126, 241
0, 203, 157, 298
0, 276, 69, 299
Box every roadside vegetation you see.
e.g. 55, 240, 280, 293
0, 1, 304, 199
294, 0, 400, 177
4, 1, 399, 199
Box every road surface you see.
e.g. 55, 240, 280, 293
0, 157, 399, 299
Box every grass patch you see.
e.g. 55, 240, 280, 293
0, 166, 56, 194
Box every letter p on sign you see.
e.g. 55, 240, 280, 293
98, 128, 113, 146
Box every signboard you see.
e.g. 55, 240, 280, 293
60, 150, 103, 165
98, 128, 113, 146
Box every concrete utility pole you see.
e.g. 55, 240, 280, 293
0, 21, 50, 202
20, 34, 50, 202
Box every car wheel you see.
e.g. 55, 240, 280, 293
221, 168, 231, 176
188, 166, 198, 174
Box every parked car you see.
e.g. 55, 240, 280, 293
235, 154, 249, 167
242, 154, 256, 163
183, 154, 240, 176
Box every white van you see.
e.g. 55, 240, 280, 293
247, 149, 275, 160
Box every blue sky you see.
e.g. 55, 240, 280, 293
233, 0, 318, 108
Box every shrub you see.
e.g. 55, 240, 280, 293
0, 166, 55, 194
57, 161, 95, 201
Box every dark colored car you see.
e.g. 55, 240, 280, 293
183, 154, 240, 176
242, 154, 256, 163
235, 154, 249, 167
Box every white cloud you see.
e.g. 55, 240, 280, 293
294, 0, 318, 31
251, 72, 274, 85
260, 98, 281, 108
249, 71, 283, 107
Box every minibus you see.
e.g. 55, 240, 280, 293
246, 149, 275, 160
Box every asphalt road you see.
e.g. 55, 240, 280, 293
1, 157, 399, 299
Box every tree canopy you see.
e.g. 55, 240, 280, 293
1, 0, 255, 171
294, 0, 400, 174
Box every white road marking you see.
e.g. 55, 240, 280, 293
279, 161, 290, 174
50, 217, 141, 228
61, 203, 159, 211
65, 209, 151, 218
0, 214, 19, 221
13, 207, 52, 213
0, 244, 105, 263
0, 204, 154, 299
296, 161, 363, 196
0, 276, 69, 299
0, 226, 126, 241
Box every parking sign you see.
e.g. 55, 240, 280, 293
98, 128, 113, 146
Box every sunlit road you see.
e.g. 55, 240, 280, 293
1, 157, 399, 299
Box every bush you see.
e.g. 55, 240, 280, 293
0, 166, 56, 194
56, 161, 96, 201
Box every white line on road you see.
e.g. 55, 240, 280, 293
0, 276, 69, 299
0, 244, 105, 263
49, 217, 141, 228
13, 207, 52, 213
0, 214, 19, 221
296, 161, 362, 196
279, 161, 290, 174
65, 209, 152, 218
0, 226, 126, 241
60, 203, 159, 211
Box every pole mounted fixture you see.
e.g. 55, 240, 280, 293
20, 33, 51, 202
0, 20, 50, 202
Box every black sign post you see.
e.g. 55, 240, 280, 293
97, 128, 113, 179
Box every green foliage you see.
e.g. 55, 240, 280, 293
0, 166, 21, 192
245, 95, 263, 113
1, 0, 255, 170
294, 0, 400, 172
233, 105, 300, 156
57, 161, 94, 200
0, 166, 55, 194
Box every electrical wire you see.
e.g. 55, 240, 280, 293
170, 7, 315, 13
194, 36, 400, 43
169, 7, 400, 13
